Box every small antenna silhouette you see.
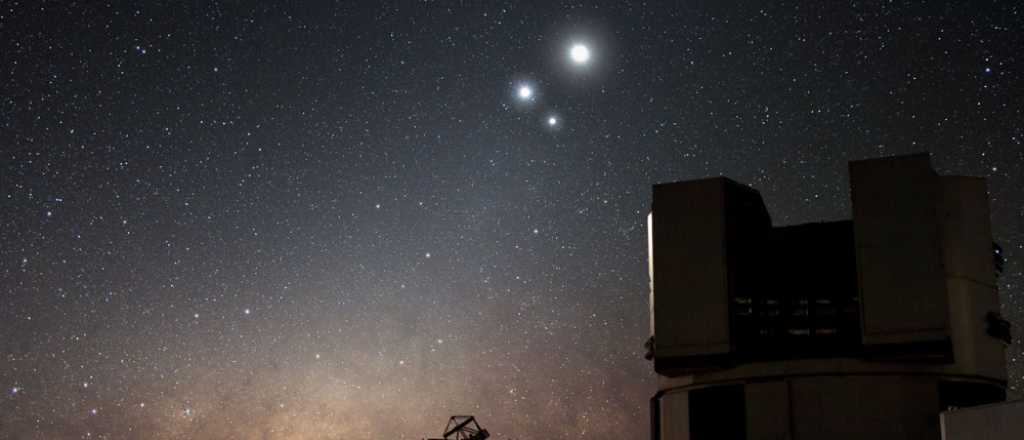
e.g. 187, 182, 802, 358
425, 415, 490, 440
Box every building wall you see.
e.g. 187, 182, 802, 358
850, 154, 950, 349
939, 176, 1006, 381
940, 400, 1024, 440
656, 373, 981, 440
650, 178, 731, 361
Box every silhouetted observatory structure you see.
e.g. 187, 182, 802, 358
645, 153, 1011, 440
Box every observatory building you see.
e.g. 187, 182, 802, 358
646, 154, 1010, 440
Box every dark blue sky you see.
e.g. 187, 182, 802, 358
2, 1, 1021, 438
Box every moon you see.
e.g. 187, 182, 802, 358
570, 43, 591, 65
547, 116, 558, 126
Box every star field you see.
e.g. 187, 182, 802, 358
2, 2, 1023, 439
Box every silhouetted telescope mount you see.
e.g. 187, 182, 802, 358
425, 415, 490, 440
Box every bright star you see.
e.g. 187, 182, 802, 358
570, 43, 591, 64
547, 116, 558, 126
517, 85, 533, 100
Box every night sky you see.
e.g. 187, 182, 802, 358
2, 1, 1022, 439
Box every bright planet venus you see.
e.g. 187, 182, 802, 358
570, 43, 592, 65
517, 84, 533, 100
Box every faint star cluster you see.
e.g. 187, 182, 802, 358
1, 2, 1022, 439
